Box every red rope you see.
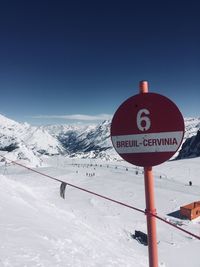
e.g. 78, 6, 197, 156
1, 155, 200, 241
154, 214, 200, 240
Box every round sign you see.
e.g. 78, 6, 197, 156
111, 92, 185, 166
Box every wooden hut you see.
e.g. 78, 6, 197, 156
180, 201, 200, 220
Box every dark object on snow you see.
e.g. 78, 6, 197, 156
60, 182, 67, 199
189, 181, 192, 186
132, 230, 148, 246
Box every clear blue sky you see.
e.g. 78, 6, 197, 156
0, 0, 200, 125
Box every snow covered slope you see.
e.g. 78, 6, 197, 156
0, 156, 199, 266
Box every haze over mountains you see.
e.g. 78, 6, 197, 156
0, 114, 199, 166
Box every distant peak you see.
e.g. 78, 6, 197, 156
0, 114, 19, 126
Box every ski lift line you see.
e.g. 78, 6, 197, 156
0, 155, 200, 241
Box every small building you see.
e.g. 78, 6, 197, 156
180, 201, 200, 220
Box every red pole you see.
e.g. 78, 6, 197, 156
139, 81, 158, 267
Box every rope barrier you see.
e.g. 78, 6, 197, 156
0, 155, 200, 241
154, 214, 200, 240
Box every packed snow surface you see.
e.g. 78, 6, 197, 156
0, 155, 199, 267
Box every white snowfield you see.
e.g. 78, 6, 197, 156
0, 155, 199, 267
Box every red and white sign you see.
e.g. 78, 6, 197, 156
111, 92, 185, 166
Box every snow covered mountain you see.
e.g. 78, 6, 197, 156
184, 117, 200, 139
45, 117, 200, 161
0, 114, 118, 165
176, 118, 200, 159
0, 115, 65, 166
0, 114, 200, 166
44, 120, 116, 160
177, 130, 200, 159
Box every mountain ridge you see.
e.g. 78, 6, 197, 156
0, 114, 199, 165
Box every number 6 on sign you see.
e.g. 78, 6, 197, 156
136, 109, 151, 131
111, 92, 185, 166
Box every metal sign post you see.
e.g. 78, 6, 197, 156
140, 81, 158, 267
110, 80, 185, 267
144, 166, 158, 267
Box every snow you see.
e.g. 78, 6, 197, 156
22, 126, 64, 155
0, 114, 65, 165
184, 117, 200, 139
0, 113, 200, 166
0, 113, 199, 266
0, 155, 199, 266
